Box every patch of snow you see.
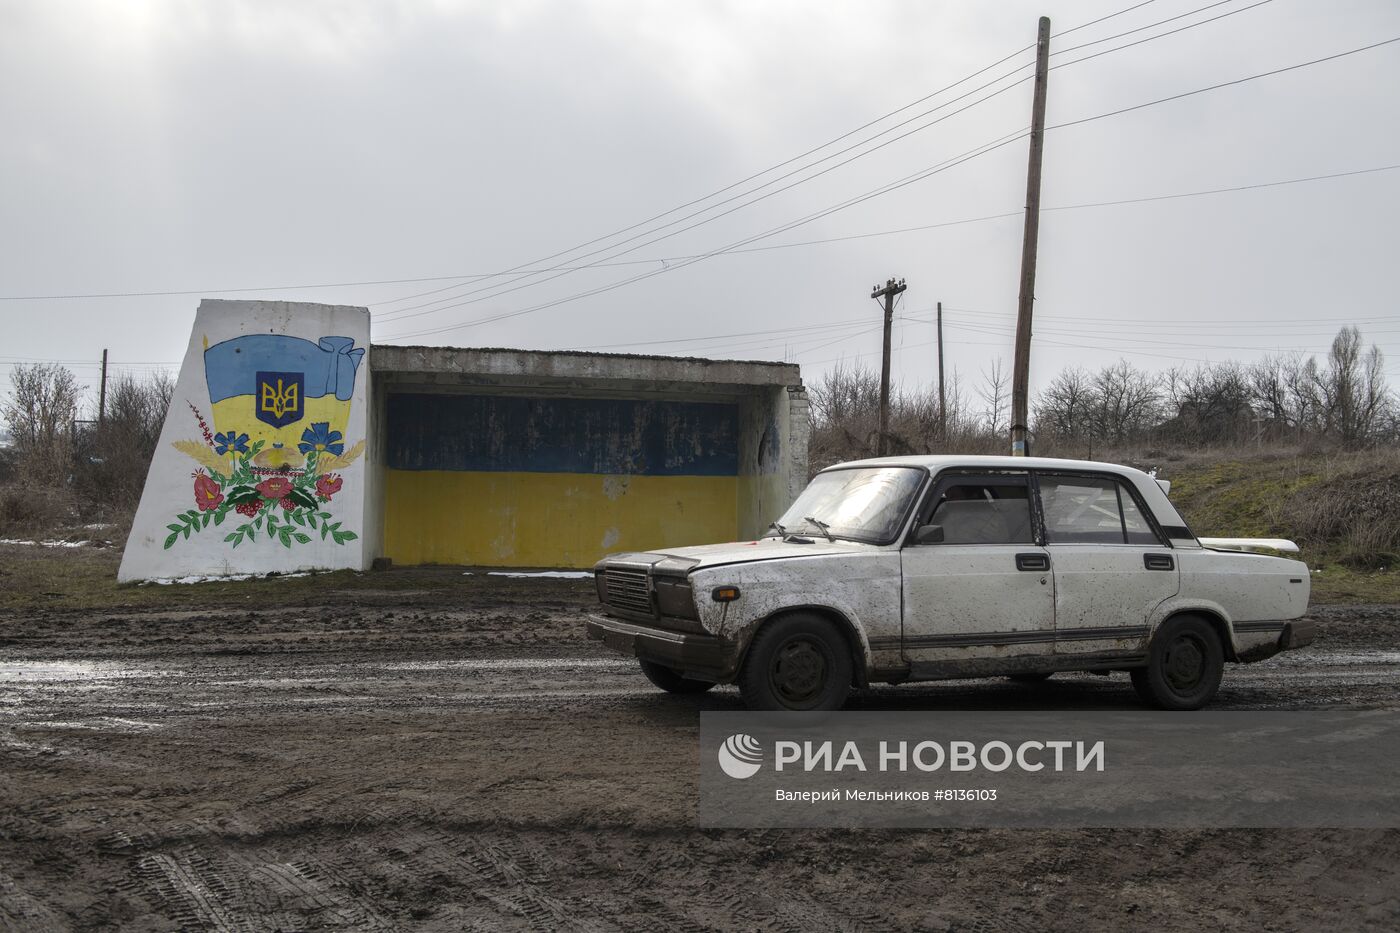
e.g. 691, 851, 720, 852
140, 572, 311, 586
0, 539, 87, 548
484, 571, 593, 579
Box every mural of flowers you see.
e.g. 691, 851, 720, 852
213, 431, 249, 456
164, 401, 360, 551
298, 422, 344, 457
193, 473, 225, 512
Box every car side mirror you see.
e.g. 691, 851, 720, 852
914, 524, 944, 545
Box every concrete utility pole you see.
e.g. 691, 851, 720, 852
1010, 15, 1051, 457
936, 301, 947, 443
98, 349, 109, 429
872, 277, 907, 456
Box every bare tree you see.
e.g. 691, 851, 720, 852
977, 358, 1009, 438
1091, 361, 1161, 445
73, 371, 176, 505
1033, 367, 1095, 440
2, 363, 82, 477
1317, 327, 1391, 446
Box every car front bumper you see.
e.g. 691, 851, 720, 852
586, 613, 741, 682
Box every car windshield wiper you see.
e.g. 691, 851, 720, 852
766, 521, 789, 539
803, 516, 835, 542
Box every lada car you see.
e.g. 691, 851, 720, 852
587, 456, 1314, 711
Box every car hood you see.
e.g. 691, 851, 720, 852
599, 537, 877, 572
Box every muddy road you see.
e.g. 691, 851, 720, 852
1, 573, 1398, 931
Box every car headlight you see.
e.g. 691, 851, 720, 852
653, 577, 698, 620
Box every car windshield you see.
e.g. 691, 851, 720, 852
770, 466, 924, 543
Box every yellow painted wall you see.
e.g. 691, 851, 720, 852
384, 468, 739, 568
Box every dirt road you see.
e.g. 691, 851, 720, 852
1, 568, 1398, 931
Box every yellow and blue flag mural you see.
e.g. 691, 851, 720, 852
204, 335, 363, 470
383, 393, 741, 567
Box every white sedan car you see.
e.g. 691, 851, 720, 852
588, 456, 1313, 711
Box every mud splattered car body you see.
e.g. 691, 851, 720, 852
587, 455, 1313, 710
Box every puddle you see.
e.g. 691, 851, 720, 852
378, 658, 632, 672
18, 716, 161, 732
0, 661, 169, 682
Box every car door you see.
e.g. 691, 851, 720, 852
1035, 472, 1180, 657
901, 472, 1056, 669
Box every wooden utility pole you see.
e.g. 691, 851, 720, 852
871, 277, 907, 456
936, 301, 946, 443
98, 349, 109, 429
1010, 15, 1051, 457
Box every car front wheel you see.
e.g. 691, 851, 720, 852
739, 613, 852, 711
1130, 616, 1224, 710
638, 659, 716, 694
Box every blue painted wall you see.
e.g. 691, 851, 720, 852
386, 393, 739, 477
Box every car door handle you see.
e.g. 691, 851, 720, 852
1015, 553, 1050, 572
1144, 553, 1174, 571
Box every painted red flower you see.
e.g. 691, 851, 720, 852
315, 474, 343, 501
193, 473, 224, 512
255, 477, 293, 500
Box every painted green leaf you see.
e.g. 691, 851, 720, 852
163, 532, 178, 549
214, 510, 226, 527
293, 532, 310, 544
286, 487, 317, 510
167, 524, 183, 534
226, 486, 260, 506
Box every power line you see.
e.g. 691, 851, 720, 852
374, 0, 1276, 323
1049, 34, 1400, 133
379, 32, 1400, 343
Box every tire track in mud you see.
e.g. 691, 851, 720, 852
131, 849, 249, 931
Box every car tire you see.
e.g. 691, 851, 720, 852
739, 613, 852, 711
1130, 615, 1224, 710
1008, 672, 1053, 683
638, 659, 716, 694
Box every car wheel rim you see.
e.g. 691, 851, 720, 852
1163, 634, 1206, 693
770, 637, 828, 705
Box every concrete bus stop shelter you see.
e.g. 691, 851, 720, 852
120, 300, 809, 580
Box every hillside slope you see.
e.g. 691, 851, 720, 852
1149, 449, 1400, 604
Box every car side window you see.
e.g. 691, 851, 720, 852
921, 478, 1033, 545
1038, 475, 1161, 545
1119, 492, 1161, 545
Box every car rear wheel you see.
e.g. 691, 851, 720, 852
1130, 616, 1224, 710
739, 613, 852, 711
638, 659, 716, 694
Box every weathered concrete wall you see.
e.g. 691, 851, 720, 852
119, 300, 372, 581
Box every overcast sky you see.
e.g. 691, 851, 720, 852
2, 0, 1398, 414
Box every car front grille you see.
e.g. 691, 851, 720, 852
603, 568, 652, 615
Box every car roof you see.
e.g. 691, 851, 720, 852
826, 454, 1152, 481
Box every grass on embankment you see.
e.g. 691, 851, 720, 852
1152, 448, 1400, 604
